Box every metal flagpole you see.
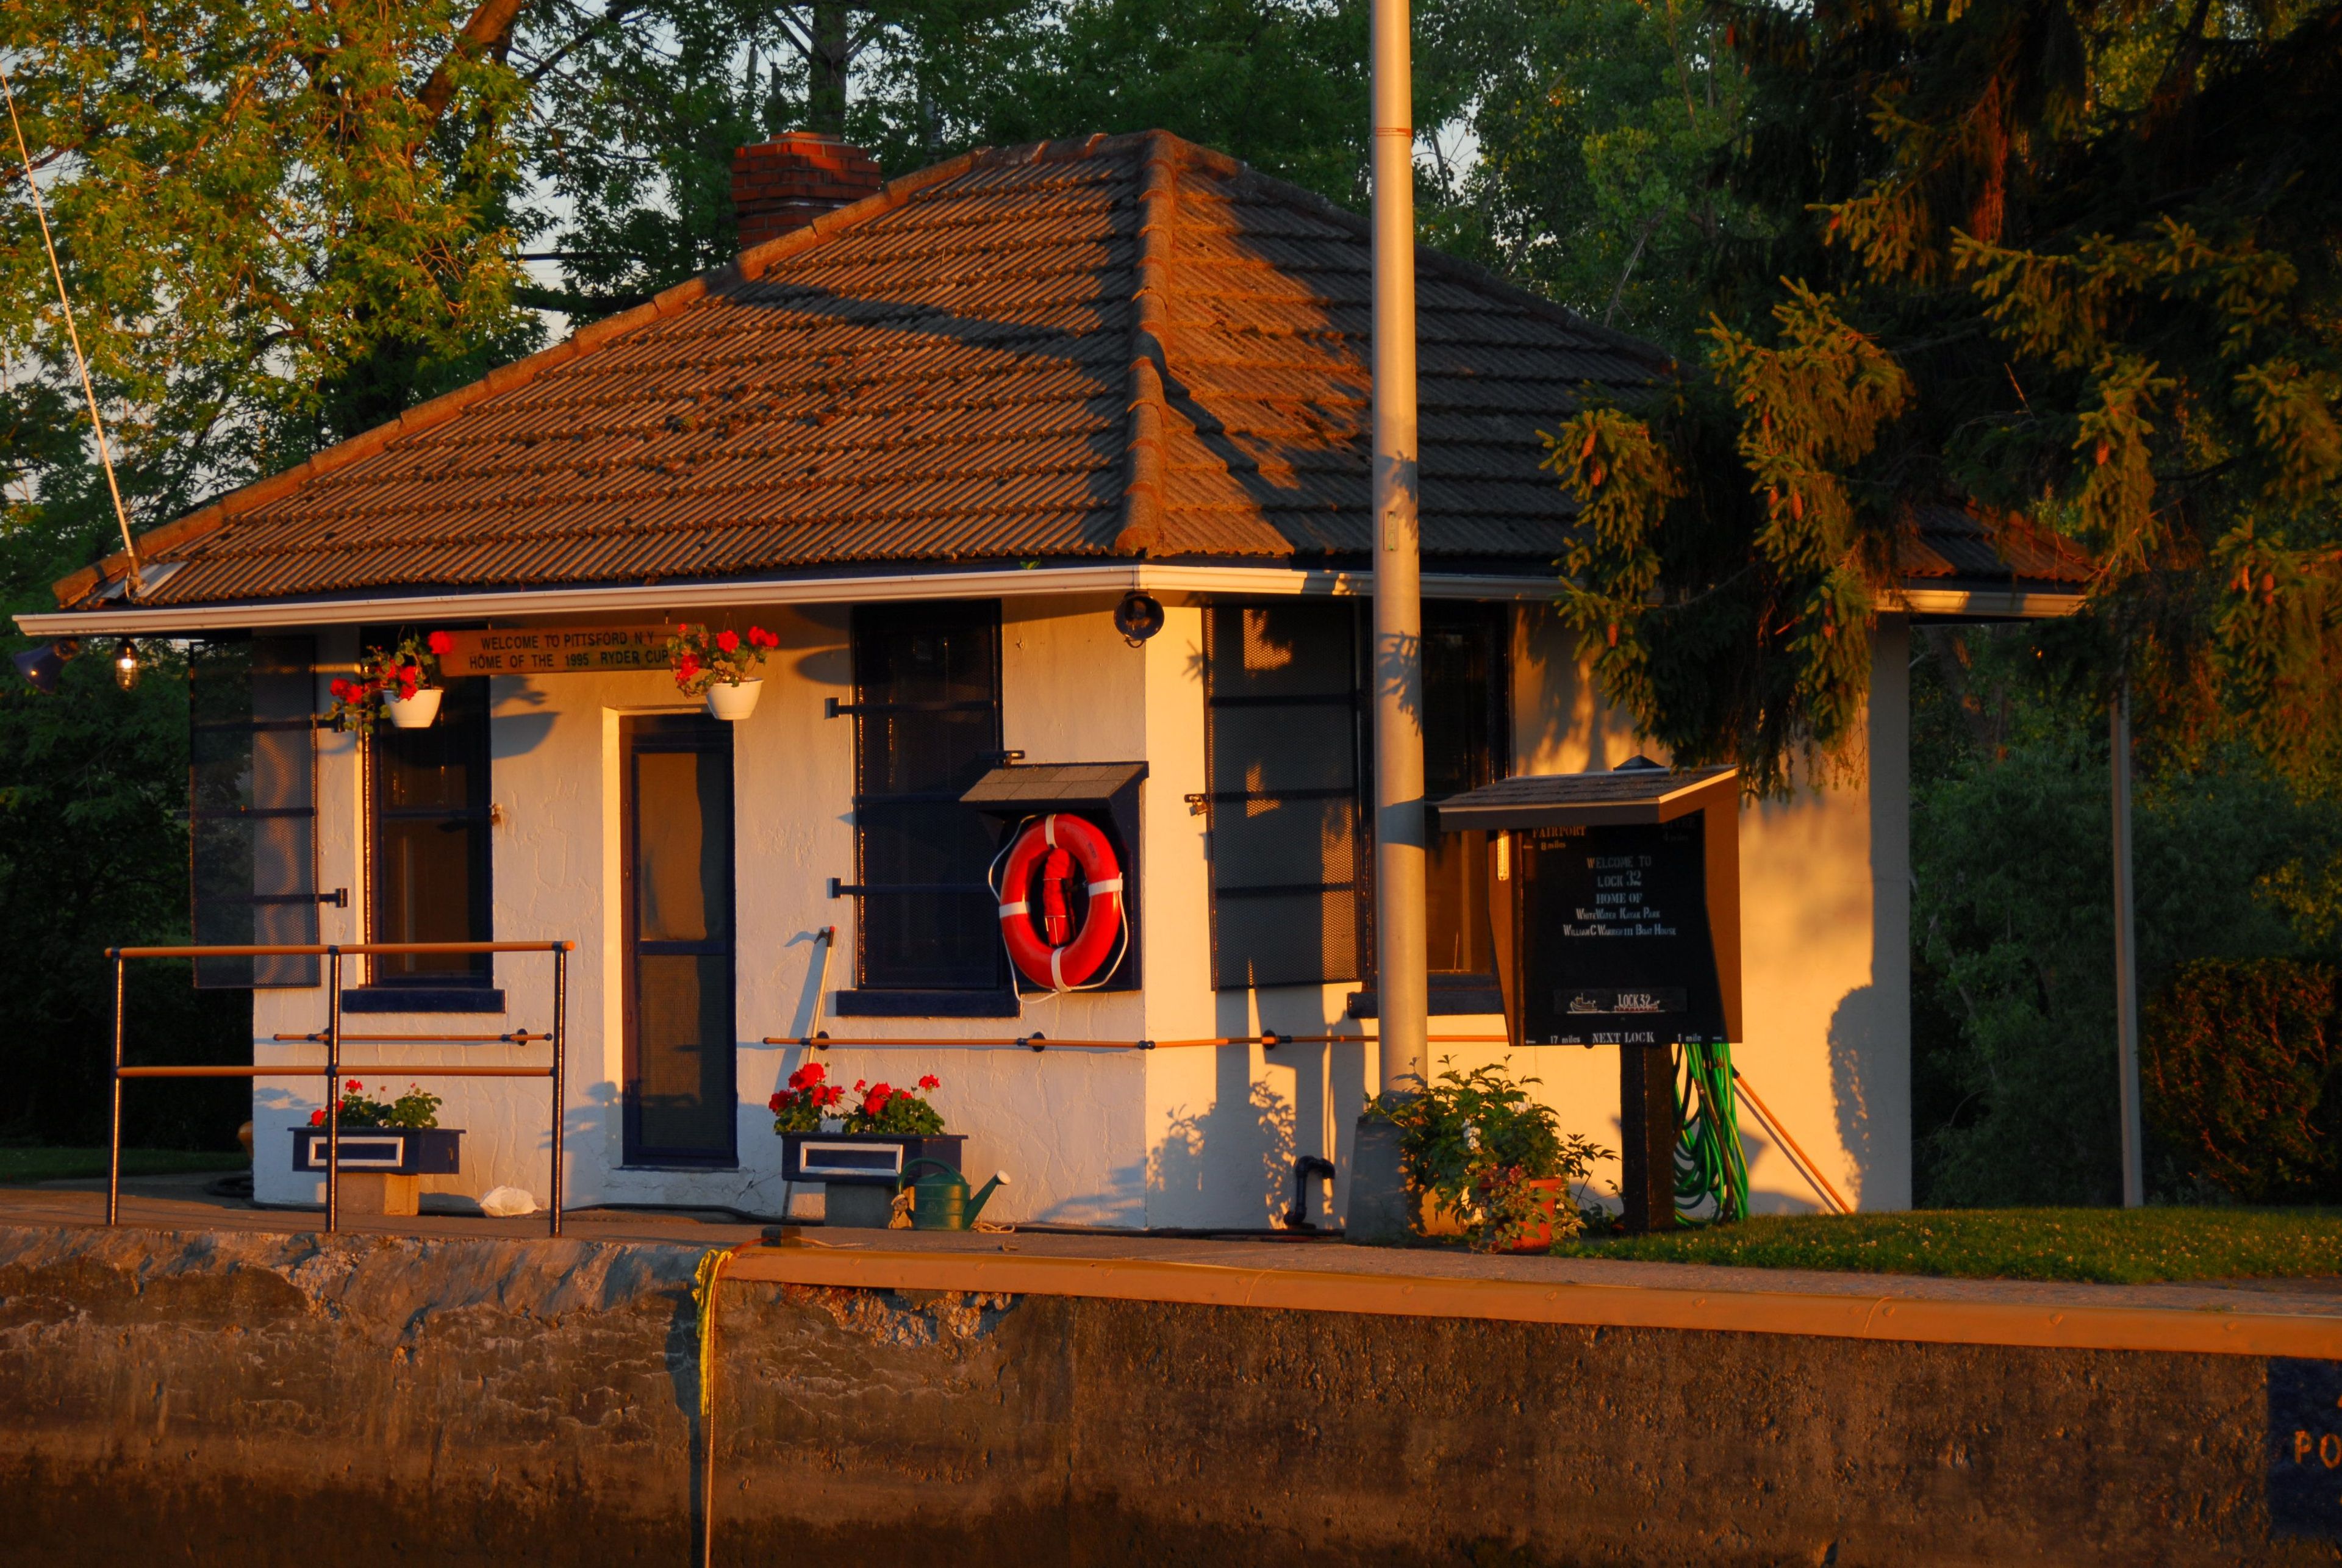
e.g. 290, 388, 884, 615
1369, 0, 1426, 1095
2111, 675, 2144, 1207
1348, 0, 1428, 1243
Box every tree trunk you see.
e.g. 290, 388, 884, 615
809, 1, 850, 135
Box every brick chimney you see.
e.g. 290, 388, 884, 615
730, 133, 883, 250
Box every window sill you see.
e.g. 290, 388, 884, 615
834, 989, 1020, 1019
1346, 984, 1506, 1019
341, 987, 506, 1015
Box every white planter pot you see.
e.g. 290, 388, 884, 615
384, 686, 444, 729
704, 678, 762, 721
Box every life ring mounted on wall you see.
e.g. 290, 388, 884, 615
992, 813, 1126, 992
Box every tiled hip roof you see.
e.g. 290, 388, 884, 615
73, 131, 1675, 610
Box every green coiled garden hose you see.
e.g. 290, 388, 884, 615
1673, 1040, 1749, 1223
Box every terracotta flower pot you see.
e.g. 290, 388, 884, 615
384, 686, 444, 728
704, 678, 762, 721
1497, 1176, 1572, 1252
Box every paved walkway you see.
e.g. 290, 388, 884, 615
9, 1171, 2342, 1324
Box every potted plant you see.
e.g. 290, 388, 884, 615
291, 1079, 463, 1218
328, 631, 455, 732
1365, 1057, 1611, 1252
668, 623, 778, 720
773, 1064, 964, 1220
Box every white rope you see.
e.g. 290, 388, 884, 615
0, 64, 140, 592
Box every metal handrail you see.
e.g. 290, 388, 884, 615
104, 940, 573, 1236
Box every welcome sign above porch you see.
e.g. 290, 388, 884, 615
434, 626, 671, 677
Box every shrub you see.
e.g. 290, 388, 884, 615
1366, 1056, 1611, 1250
2143, 958, 2342, 1203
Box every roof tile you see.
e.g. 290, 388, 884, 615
79, 131, 2047, 609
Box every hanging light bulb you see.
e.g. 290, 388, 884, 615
112, 638, 140, 690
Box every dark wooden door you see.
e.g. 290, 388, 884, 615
622, 715, 736, 1167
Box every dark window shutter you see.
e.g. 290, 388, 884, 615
190, 635, 320, 988
1202, 603, 1369, 989
848, 601, 1005, 991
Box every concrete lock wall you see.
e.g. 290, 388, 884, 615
254, 596, 1910, 1226
0, 1226, 2316, 1567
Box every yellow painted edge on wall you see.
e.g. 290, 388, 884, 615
722, 1246, 2342, 1359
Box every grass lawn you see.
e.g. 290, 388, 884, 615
0, 1147, 249, 1186
1553, 1208, 2342, 1284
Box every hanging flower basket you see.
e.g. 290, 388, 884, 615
384, 685, 445, 728
330, 631, 455, 734
668, 623, 778, 721
704, 679, 762, 721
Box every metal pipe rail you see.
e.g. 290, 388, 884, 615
761, 1031, 1513, 1051
103, 940, 573, 1236
271, 1031, 551, 1044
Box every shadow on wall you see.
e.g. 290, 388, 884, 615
1511, 606, 1645, 776
1150, 1075, 1298, 1229
1827, 983, 1894, 1211
488, 680, 555, 757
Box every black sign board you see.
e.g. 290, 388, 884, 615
2270, 1357, 2342, 1538
1517, 817, 1730, 1047
1432, 762, 1742, 1233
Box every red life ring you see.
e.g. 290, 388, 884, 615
995, 814, 1125, 992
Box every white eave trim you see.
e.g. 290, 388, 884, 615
12, 563, 1576, 637
1889, 585, 2088, 620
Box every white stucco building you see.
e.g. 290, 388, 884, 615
20, 132, 2086, 1229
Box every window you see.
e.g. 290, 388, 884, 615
848, 601, 1005, 999
366, 676, 493, 995
1420, 603, 1510, 987
1203, 603, 1368, 989
189, 635, 320, 989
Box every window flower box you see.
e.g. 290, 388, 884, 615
779, 1131, 964, 1187
291, 1126, 464, 1176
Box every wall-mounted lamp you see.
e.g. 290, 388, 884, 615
10, 638, 77, 694
1113, 590, 1164, 646
112, 639, 141, 690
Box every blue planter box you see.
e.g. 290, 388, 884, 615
779, 1131, 964, 1187
291, 1126, 464, 1176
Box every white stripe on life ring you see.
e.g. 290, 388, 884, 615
998, 901, 1029, 918
1085, 876, 1123, 897
1048, 946, 1067, 992
1043, 814, 1059, 848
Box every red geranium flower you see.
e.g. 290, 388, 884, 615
676, 654, 700, 682
345, 1079, 362, 1092
427, 630, 454, 656
715, 629, 740, 654
309, 1109, 325, 1126
768, 1092, 786, 1114
749, 626, 778, 650
918, 1074, 940, 1091
818, 1084, 843, 1107
863, 1083, 892, 1117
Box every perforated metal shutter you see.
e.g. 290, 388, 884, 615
1201, 603, 1369, 989
189, 635, 320, 988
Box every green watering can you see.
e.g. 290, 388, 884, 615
899, 1158, 1009, 1231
